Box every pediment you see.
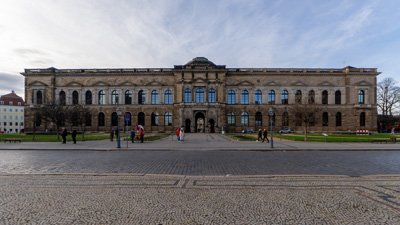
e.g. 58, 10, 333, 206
119, 81, 136, 86
92, 81, 110, 87
237, 81, 254, 86
318, 81, 334, 87
291, 81, 306, 86
66, 81, 84, 87
354, 80, 372, 86
266, 81, 280, 86
29, 81, 47, 86
145, 81, 163, 86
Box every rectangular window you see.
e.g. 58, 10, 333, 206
18, 102, 21, 106
15, 109, 18, 112
0, 101, 3, 105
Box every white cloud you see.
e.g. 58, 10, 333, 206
0, 0, 399, 97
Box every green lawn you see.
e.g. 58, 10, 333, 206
225, 133, 400, 142
0, 133, 171, 142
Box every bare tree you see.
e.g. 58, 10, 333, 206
290, 104, 321, 142
39, 103, 66, 140
377, 78, 400, 116
65, 104, 91, 140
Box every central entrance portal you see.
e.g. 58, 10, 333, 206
195, 112, 205, 133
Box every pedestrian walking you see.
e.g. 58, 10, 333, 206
176, 128, 181, 142
179, 127, 184, 142
72, 128, 77, 144
258, 129, 263, 141
110, 129, 114, 141
61, 127, 68, 144
140, 128, 144, 143
263, 128, 269, 143
130, 129, 135, 143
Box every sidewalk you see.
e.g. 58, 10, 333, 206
0, 133, 399, 151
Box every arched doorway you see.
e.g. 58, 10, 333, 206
209, 119, 215, 133
185, 119, 191, 133
195, 112, 205, 133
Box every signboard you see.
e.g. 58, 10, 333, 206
125, 113, 130, 121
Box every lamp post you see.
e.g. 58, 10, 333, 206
116, 108, 122, 148
268, 107, 274, 148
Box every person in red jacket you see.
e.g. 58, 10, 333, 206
140, 128, 144, 143
176, 128, 181, 142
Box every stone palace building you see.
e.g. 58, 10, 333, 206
22, 57, 380, 133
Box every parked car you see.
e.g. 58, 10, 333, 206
242, 129, 254, 133
278, 129, 291, 133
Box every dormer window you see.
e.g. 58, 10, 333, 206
9, 101, 13, 105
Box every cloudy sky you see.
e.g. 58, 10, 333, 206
1, 0, 399, 98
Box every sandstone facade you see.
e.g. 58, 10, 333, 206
21, 57, 380, 133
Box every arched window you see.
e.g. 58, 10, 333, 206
196, 88, 204, 103
208, 89, 215, 103
111, 90, 119, 105
308, 90, 315, 104
124, 112, 131, 126
241, 90, 249, 104
151, 112, 159, 126
58, 113, 65, 127
164, 112, 172, 126
282, 112, 289, 126
98, 90, 105, 105
35, 112, 41, 127
268, 90, 275, 104
111, 112, 118, 126
228, 90, 235, 104
151, 90, 159, 104
295, 113, 302, 126
241, 112, 249, 126
98, 112, 105, 126
138, 90, 145, 104
165, 90, 172, 104
335, 91, 341, 104
358, 90, 365, 104
37, 91, 43, 104
360, 112, 366, 126
255, 90, 262, 104
85, 91, 92, 105
125, 90, 132, 104
228, 112, 235, 126
85, 112, 91, 126
322, 112, 328, 126
138, 112, 145, 126
295, 90, 302, 104
184, 89, 191, 103
59, 91, 66, 105
322, 90, 328, 104
72, 91, 79, 105
281, 90, 288, 104
255, 112, 262, 126
336, 112, 342, 126
72, 112, 78, 126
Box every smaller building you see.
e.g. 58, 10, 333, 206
0, 91, 25, 133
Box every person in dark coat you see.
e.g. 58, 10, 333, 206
130, 129, 135, 143
110, 129, 114, 141
72, 129, 77, 144
258, 129, 263, 141
61, 127, 68, 144
263, 128, 269, 143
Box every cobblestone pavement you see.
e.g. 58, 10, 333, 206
1, 174, 400, 224
1, 150, 400, 176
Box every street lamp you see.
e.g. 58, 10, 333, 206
268, 107, 274, 148
116, 108, 122, 148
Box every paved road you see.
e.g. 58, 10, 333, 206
1, 150, 400, 176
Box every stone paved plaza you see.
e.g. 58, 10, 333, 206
1, 174, 400, 224
2, 134, 400, 224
